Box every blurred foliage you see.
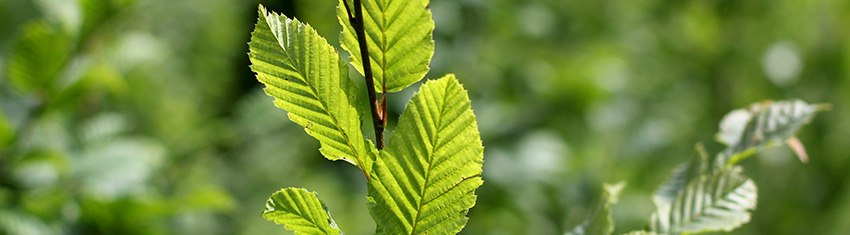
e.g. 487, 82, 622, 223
0, 0, 848, 234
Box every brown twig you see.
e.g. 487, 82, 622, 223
344, 0, 386, 149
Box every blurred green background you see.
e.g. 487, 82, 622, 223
1, 0, 848, 234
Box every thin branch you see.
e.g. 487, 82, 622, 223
345, 0, 385, 149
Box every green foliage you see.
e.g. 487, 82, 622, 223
647, 100, 824, 234
716, 100, 825, 166
567, 183, 624, 235
0, 113, 11, 149
569, 100, 823, 235
79, 0, 134, 39
1, 0, 845, 234
622, 231, 658, 235
368, 75, 483, 234
336, 0, 434, 93
650, 166, 757, 234
6, 20, 70, 94
0, 209, 55, 235
263, 188, 342, 235
249, 1, 483, 234
249, 5, 374, 173
641, 100, 825, 234
1, 0, 240, 233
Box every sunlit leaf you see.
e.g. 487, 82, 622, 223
653, 144, 709, 211
337, 0, 434, 93
249, 5, 375, 172
263, 188, 342, 235
715, 100, 825, 166
367, 75, 484, 234
650, 166, 757, 234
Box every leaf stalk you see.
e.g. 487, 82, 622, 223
344, 0, 386, 149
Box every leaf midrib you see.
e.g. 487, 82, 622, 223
267, 13, 366, 169
408, 81, 469, 235
283, 193, 327, 233
671, 174, 750, 233
367, 0, 417, 89
268, 189, 336, 234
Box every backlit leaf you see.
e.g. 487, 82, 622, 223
249, 5, 375, 172
263, 188, 342, 235
650, 166, 757, 234
337, 0, 435, 93
715, 100, 825, 166
367, 75, 484, 234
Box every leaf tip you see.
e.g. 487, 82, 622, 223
787, 137, 809, 163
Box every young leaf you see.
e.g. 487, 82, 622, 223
6, 21, 71, 94
650, 166, 757, 234
367, 75, 484, 235
653, 145, 710, 211
566, 182, 625, 235
263, 188, 342, 235
337, 0, 435, 93
715, 100, 824, 166
249, 6, 375, 173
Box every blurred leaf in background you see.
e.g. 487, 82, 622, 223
422, 0, 849, 234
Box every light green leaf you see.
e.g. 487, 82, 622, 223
653, 145, 710, 211
263, 188, 342, 235
715, 100, 825, 166
6, 21, 71, 94
567, 182, 625, 235
249, 5, 374, 172
337, 0, 435, 93
650, 166, 757, 234
367, 74, 484, 235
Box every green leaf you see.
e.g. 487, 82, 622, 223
653, 144, 710, 211
337, 0, 435, 93
263, 188, 342, 235
566, 182, 626, 235
249, 5, 375, 172
6, 21, 71, 94
367, 74, 484, 235
715, 100, 825, 166
650, 166, 757, 234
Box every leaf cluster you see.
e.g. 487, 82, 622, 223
248, 1, 484, 234
569, 100, 825, 235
